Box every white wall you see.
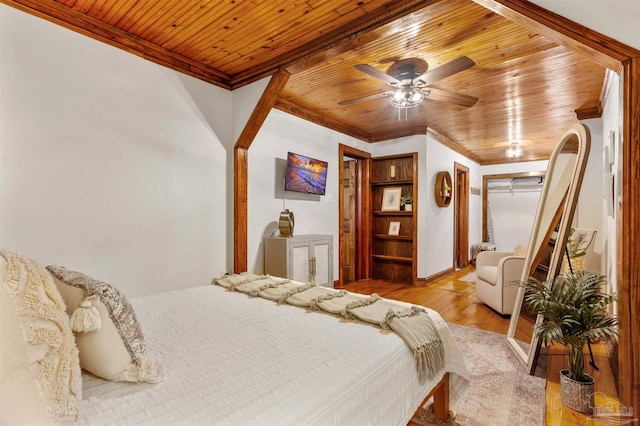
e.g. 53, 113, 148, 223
481, 161, 547, 252
248, 109, 368, 278
487, 189, 541, 252
0, 5, 230, 297
424, 133, 482, 277
600, 71, 622, 302
574, 118, 604, 273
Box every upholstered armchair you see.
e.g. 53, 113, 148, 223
475, 249, 526, 315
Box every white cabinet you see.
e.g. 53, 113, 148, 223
264, 234, 333, 287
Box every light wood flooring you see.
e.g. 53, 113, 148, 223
341, 266, 618, 426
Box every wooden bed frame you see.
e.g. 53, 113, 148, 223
412, 372, 450, 421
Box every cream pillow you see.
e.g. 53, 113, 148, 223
0, 251, 81, 425
46, 265, 163, 383
513, 244, 528, 257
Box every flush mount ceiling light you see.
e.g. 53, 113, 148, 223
389, 87, 427, 109
504, 142, 525, 158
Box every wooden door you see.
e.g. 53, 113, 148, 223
342, 159, 357, 283
454, 163, 470, 269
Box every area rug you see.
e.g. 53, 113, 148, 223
458, 272, 477, 282
411, 324, 546, 426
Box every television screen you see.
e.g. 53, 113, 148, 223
285, 152, 328, 195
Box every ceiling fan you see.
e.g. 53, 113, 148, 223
340, 56, 479, 110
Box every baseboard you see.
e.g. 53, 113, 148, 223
416, 267, 456, 287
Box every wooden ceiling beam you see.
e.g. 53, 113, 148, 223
234, 70, 290, 273
281, 0, 470, 77
472, 0, 640, 73
230, 0, 440, 87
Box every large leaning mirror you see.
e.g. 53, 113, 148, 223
507, 123, 591, 374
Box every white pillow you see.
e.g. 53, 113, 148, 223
47, 265, 163, 383
0, 251, 81, 425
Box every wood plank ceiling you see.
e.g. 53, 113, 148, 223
4, 0, 608, 164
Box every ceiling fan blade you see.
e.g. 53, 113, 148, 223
416, 56, 475, 86
425, 87, 478, 107
353, 64, 401, 86
339, 91, 393, 106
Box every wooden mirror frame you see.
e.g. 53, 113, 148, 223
506, 123, 591, 373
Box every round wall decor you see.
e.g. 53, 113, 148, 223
435, 171, 452, 207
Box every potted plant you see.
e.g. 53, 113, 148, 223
400, 195, 413, 211
563, 227, 591, 272
521, 271, 617, 413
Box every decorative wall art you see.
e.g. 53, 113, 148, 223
388, 221, 400, 236
381, 187, 402, 211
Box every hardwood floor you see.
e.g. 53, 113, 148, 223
342, 266, 618, 426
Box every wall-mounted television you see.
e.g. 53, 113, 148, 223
284, 152, 328, 195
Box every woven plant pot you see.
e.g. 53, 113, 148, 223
560, 369, 594, 413
562, 257, 585, 273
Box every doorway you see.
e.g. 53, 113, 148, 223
454, 162, 470, 269
338, 144, 370, 286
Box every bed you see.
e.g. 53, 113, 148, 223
1, 252, 469, 425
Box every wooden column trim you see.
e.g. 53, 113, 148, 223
233, 70, 290, 273
618, 56, 640, 415
233, 146, 248, 273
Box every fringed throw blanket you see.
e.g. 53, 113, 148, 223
213, 273, 445, 382
1, 251, 82, 421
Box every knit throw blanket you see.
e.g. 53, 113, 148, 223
213, 273, 445, 382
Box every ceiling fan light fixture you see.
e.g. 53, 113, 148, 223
504, 142, 525, 158
390, 87, 425, 109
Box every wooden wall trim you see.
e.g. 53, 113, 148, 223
427, 127, 482, 164
233, 71, 290, 272
274, 98, 371, 142
618, 56, 640, 417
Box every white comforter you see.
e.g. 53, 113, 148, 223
81, 285, 469, 425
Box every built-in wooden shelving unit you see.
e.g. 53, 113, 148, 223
370, 153, 417, 284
